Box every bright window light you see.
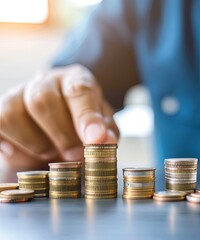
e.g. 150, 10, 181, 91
69, 0, 103, 7
0, 0, 48, 24
114, 105, 154, 138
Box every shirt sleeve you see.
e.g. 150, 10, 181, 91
52, 0, 140, 109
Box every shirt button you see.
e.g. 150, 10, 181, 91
161, 95, 180, 115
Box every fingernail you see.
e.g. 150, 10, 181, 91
84, 123, 106, 143
0, 141, 14, 157
63, 146, 84, 161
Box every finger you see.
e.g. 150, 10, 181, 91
0, 138, 54, 171
24, 70, 83, 161
61, 65, 107, 144
0, 84, 57, 160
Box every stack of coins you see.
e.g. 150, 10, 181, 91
17, 171, 49, 198
122, 168, 156, 199
0, 183, 19, 192
153, 191, 186, 202
48, 162, 82, 199
84, 144, 118, 199
165, 158, 198, 193
0, 189, 34, 203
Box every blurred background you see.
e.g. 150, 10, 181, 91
0, 0, 155, 170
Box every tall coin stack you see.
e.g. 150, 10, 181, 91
48, 162, 82, 199
122, 168, 156, 199
17, 171, 49, 198
84, 144, 118, 199
165, 158, 198, 193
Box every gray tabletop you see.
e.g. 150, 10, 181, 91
0, 164, 199, 240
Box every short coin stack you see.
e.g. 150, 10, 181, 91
84, 144, 118, 199
48, 162, 82, 199
153, 191, 186, 202
0, 189, 34, 203
0, 183, 19, 192
17, 171, 49, 198
122, 168, 156, 199
165, 158, 198, 193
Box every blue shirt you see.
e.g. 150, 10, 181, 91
52, 0, 200, 162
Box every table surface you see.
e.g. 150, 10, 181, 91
0, 160, 199, 240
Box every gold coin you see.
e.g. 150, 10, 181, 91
85, 168, 116, 171
85, 194, 117, 199
85, 158, 116, 162
165, 168, 197, 173
85, 176, 117, 181
49, 185, 81, 191
153, 191, 186, 199
124, 176, 155, 182
49, 191, 81, 198
49, 180, 81, 186
122, 193, 153, 199
85, 170, 117, 177
0, 189, 34, 199
19, 183, 48, 189
49, 173, 81, 178
166, 182, 196, 190
85, 181, 117, 186
84, 144, 117, 148
49, 161, 82, 168
85, 184, 117, 190
153, 196, 185, 201
18, 179, 48, 184
0, 183, 19, 192
49, 168, 82, 172
0, 197, 32, 203
18, 178, 48, 183
34, 193, 49, 198
123, 191, 154, 196
85, 162, 116, 169
85, 188, 117, 194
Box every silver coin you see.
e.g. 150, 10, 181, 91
186, 195, 200, 203
165, 158, 198, 165
123, 168, 155, 177
124, 182, 155, 188
165, 179, 196, 184
17, 171, 49, 176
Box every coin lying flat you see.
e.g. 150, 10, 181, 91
0, 197, 32, 203
0, 189, 34, 203
1, 189, 34, 198
190, 193, 200, 198
0, 183, 19, 192
186, 194, 200, 203
153, 191, 186, 201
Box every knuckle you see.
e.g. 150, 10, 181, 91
0, 87, 23, 134
62, 64, 101, 98
25, 89, 52, 113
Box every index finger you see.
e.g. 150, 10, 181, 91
60, 65, 107, 144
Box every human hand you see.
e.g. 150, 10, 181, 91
0, 64, 119, 170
